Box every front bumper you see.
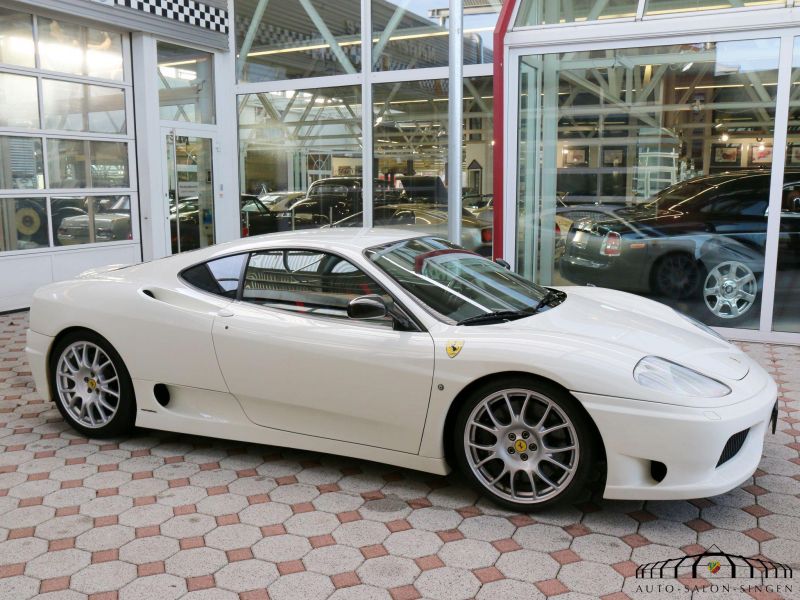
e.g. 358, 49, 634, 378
576, 373, 777, 500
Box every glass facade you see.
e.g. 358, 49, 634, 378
0, 8, 134, 254
773, 38, 800, 333
235, 0, 362, 82
157, 42, 215, 124
509, 1, 800, 338
234, 0, 498, 251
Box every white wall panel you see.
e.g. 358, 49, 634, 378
0, 244, 141, 312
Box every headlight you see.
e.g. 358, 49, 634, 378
675, 310, 727, 342
634, 356, 731, 397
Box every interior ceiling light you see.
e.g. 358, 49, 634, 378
682, 62, 694, 72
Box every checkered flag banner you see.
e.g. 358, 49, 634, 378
117, 0, 229, 34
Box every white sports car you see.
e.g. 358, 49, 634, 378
25, 230, 778, 510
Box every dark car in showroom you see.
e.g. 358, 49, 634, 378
329, 204, 494, 256
560, 170, 800, 325
240, 193, 305, 237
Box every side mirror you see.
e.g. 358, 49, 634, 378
494, 258, 511, 270
347, 294, 388, 320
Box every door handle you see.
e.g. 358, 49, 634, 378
217, 308, 235, 318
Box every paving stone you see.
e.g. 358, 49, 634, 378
196, 493, 248, 517
285, 510, 341, 536
438, 538, 500, 569
303, 544, 365, 575
513, 522, 572, 551
457, 515, 515, 541
496, 549, 560, 583
313, 491, 365, 513
0, 537, 49, 565
476, 578, 545, 600
414, 566, 480, 600
119, 573, 186, 600
160, 513, 217, 538
25, 548, 90, 578
406, 507, 463, 531
0, 575, 39, 600
558, 560, 625, 596
268, 570, 334, 600
357, 554, 420, 587
165, 547, 227, 577
227, 475, 277, 496
75, 523, 135, 551
71, 560, 137, 594
239, 501, 293, 526
205, 523, 262, 551
34, 513, 93, 540
252, 534, 312, 562
638, 519, 697, 548
329, 584, 392, 600
214, 558, 279, 592
118, 503, 173, 527
384, 529, 443, 558
332, 519, 390, 547
119, 535, 180, 564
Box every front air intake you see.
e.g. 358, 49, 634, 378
717, 429, 749, 467
153, 384, 171, 407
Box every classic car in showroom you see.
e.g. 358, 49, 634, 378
25, 230, 777, 510
560, 170, 800, 325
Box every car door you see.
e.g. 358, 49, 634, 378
211, 248, 435, 453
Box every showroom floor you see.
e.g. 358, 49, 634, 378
0, 312, 797, 600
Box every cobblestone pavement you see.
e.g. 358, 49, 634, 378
0, 311, 798, 600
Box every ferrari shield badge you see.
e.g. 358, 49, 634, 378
446, 341, 464, 358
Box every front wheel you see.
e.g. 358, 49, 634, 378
49, 331, 136, 438
453, 378, 597, 511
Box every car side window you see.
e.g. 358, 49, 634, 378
241, 249, 392, 322
181, 254, 247, 299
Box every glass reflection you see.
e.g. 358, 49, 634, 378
238, 86, 362, 236
53, 196, 132, 246
515, 0, 638, 25
47, 140, 129, 188
42, 80, 126, 134
235, 0, 361, 82
0, 198, 48, 251
157, 42, 215, 124
772, 38, 800, 333
38, 17, 123, 80
0, 73, 39, 128
0, 8, 34, 68
645, 0, 783, 16
517, 39, 780, 329
0, 136, 44, 189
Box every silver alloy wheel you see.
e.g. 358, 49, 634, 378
55, 341, 121, 429
464, 388, 579, 504
703, 261, 758, 320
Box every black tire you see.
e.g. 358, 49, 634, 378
48, 330, 136, 438
452, 376, 598, 512
652, 253, 702, 300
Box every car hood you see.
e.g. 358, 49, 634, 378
509, 286, 748, 381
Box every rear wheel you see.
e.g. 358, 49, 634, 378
702, 260, 759, 325
453, 377, 596, 511
49, 331, 136, 438
653, 253, 702, 299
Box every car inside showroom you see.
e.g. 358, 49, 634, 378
0, 0, 799, 599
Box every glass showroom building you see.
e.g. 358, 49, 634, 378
0, 0, 799, 344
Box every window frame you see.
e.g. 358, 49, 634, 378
179, 246, 425, 331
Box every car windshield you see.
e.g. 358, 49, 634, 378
366, 237, 552, 323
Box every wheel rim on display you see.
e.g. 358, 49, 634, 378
55, 341, 121, 428
464, 389, 579, 504
657, 254, 698, 298
703, 261, 757, 320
